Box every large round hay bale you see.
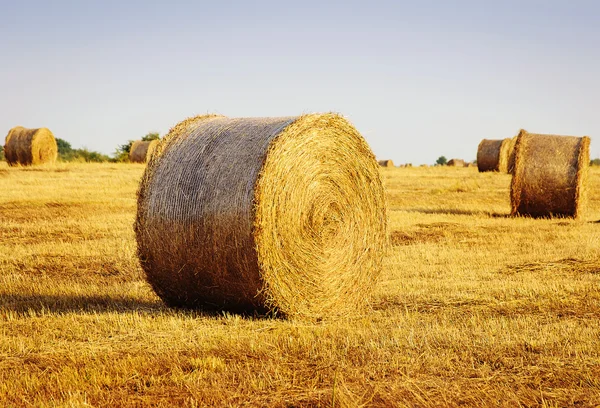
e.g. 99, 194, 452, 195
135, 114, 387, 318
510, 130, 590, 218
378, 159, 394, 167
4, 126, 58, 166
476, 138, 511, 172
129, 140, 159, 163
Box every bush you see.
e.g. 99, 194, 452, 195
56, 138, 110, 163
0, 145, 4, 162
590, 158, 600, 166
436, 156, 448, 166
113, 141, 134, 163
142, 132, 160, 142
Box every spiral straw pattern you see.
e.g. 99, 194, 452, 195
135, 113, 387, 318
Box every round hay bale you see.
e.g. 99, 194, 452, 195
4, 126, 58, 166
135, 113, 387, 318
129, 140, 159, 163
447, 159, 465, 167
476, 138, 511, 172
378, 159, 394, 167
506, 134, 519, 174
510, 130, 590, 218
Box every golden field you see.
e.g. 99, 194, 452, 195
0, 162, 599, 407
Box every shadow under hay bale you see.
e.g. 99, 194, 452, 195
510, 130, 590, 219
378, 159, 394, 167
129, 140, 159, 163
135, 114, 387, 319
477, 138, 511, 172
447, 159, 465, 167
4, 126, 58, 166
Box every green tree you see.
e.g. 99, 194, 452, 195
0, 145, 4, 162
56, 138, 73, 156
590, 158, 600, 166
142, 132, 160, 142
436, 156, 448, 166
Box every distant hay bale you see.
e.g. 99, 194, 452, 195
135, 113, 387, 319
129, 140, 159, 163
510, 130, 590, 218
477, 139, 511, 172
447, 159, 465, 167
4, 126, 58, 166
378, 159, 394, 167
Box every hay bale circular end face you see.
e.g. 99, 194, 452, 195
510, 130, 590, 219
135, 114, 387, 319
129, 140, 159, 163
4, 126, 58, 166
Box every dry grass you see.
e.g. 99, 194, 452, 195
1, 162, 600, 407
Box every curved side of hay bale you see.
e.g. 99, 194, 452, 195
4, 127, 58, 166
378, 159, 394, 167
136, 114, 387, 318
510, 131, 590, 218
477, 139, 511, 172
129, 140, 160, 163
506, 133, 520, 174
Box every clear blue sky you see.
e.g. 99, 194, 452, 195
1, 0, 598, 164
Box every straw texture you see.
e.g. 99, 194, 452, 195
510, 130, 590, 218
447, 159, 465, 167
378, 160, 394, 167
506, 135, 519, 174
129, 140, 159, 163
477, 139, 511, 172
135, 113, 387, 319
4, 126, 58, 166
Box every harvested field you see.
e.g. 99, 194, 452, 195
1, 162, 599, 406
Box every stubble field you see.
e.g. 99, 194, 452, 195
0, 162, 599, 407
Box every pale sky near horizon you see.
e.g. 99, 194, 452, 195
1, 1, 598, 164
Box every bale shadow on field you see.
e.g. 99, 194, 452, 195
401, 207, 509, 218
0, 292, 282, 320
0, 293, 165, 316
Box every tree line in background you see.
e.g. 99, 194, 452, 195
435, 155, 600, 167
1, 139, 600, 165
